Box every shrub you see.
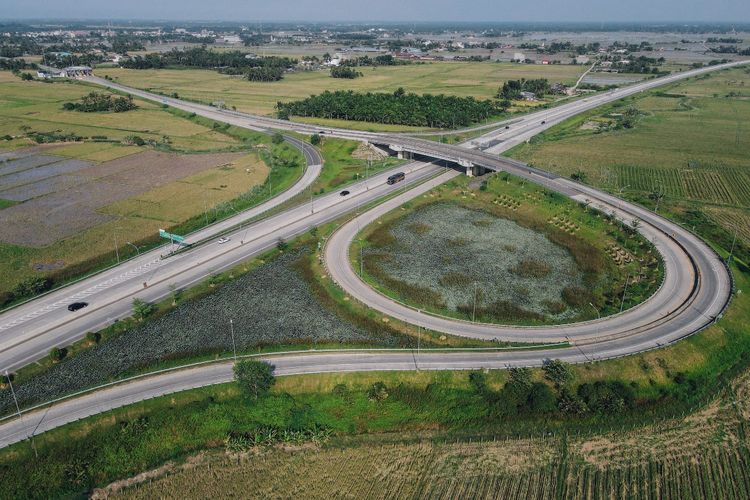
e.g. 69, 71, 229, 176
271, 132, 285, 144
131, 298, 156, 321
367, 382, 389, 401
511, 259, 552, 278
11, 276, 52, 300
526, 383, 557, 413
543, 359, 574, 387
310, 133, 321, 146
49, 347, 67, 362
85, 332, 101, 345
578, 380, 635, 414
233, 360, 276, 400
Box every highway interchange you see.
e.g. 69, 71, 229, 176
0, 60, 747, 447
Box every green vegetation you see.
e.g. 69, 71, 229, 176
98, 61, 585, 128
233, 360, 276, 400
277, 88, 503, 128
62, 92, 137, 113
311, 137, 402, 194
508, 66, 750, 264
497, 78, 552, 99
330, 66, 363, 79
358, 174, 661, 324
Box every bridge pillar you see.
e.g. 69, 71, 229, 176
458, 158, 475, 177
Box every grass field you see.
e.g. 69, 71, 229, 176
96, 62, 586, 125
508, 66, 750, 246
356, 174, 661, 324
0, 71, 309, 302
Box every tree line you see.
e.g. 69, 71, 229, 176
276, 87, 503, 128
330, 66, 362, 79
497, 78, 552, 99
120, 47, 297, 80
62, 92, 137, 113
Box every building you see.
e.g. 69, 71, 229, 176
575, 55, 590, 65
520, 91, 536, 101
512, 52, 526, 63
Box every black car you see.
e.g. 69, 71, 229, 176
386, 172, 406, 185
541, 120, 546, 124
340, 190, 350, 196
505, 125, 510, 129
67, 302, 88, 312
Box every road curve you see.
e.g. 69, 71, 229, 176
324, 149, 731, 345
0, 61, 744, 446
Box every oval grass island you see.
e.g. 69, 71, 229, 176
353, 173, 663, 326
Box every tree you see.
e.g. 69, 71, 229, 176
271, 132, 285, 144
233, 360, 276, 400
543, 359, 574, 388
310, 133, 321, 146
132, 298, 155, 321
20, 72, 33, 81
526, 383, 557, 413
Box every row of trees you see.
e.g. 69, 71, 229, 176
470, 360, 636, 417
277, 88, 502, 128
497, 78, 552, 99
62, 92, 137, 113
330, 66, 362, 79
120, 47, 296, 72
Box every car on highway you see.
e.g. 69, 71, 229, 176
541, 120, 546, 124
340, 190, 350, 196
386, 172, 406, 185
218, 237, 230, 244
67, 302, 88, 312
505, 125, 510, 129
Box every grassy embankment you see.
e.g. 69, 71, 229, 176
0, 72, 304, 302
355, 173, 661, 324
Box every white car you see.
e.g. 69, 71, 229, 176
218, 237, 230, 244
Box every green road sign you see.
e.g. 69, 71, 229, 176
159, 229, 185, 243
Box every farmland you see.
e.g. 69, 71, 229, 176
357, 174, 661, 324
0, 71, 311, 302
508, 66, 750, 248
97, 62, 586, 128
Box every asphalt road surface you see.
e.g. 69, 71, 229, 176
0, 60, 746, 446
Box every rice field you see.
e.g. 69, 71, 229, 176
97, 61, 586, 120
508, 66, 750, 244
108, 375, 750, 500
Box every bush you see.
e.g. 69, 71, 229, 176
526, 383, 557, 413
271, 132, 285, 144
11, 276, 52, 300
131, 298, 156, 321
233, 360, 276, 400
49, 347, 67, 362
578, 380, 635, 414
85, 332, 101, 345
543, 359, 574, 387
367, 382, 389, 401
310, 133, 321, 146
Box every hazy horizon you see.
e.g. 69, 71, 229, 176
2, 0, 750, 24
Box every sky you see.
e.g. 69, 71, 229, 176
2, 0, 750, 23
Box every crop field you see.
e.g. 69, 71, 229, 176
358, 174, 661, 324
508, 67, 750, 242
98, 61, 586, 117
62, 365, 750, 500
0, 72, 316, 300
0, 250, 406, 416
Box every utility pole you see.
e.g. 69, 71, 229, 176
126, 242, 140, 256
416, 311, 421, 371
229, 319, 237, 362
113, 230, 120, 264
359, 238, 363, 276
472, 282, 478, 322
728, 228, 738, 265
620, 273, 630, 313
310, 185, 314, 214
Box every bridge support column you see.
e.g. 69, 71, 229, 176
458, 159, 475, 177
397, 150, 413, 160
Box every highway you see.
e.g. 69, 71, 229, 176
0, 60, 745, 446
